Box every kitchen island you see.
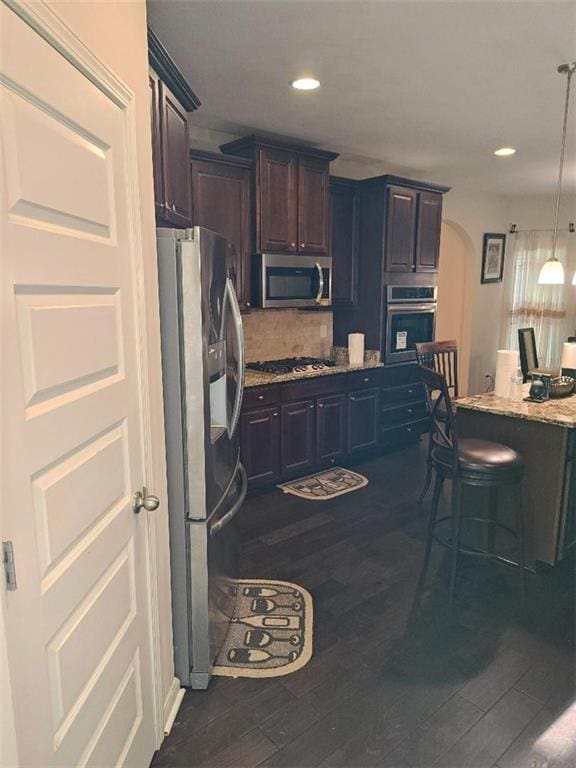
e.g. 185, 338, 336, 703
457, 392, 576, 567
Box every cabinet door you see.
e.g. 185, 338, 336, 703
415, 191, 443, 272
330, 179, 359, 306
149, 69, 165, 219
241, 407, 280, 486
258, 148, 297, 253
348, 388, 381, 454
191, 157, 253, 308
281, 400, 315, 476
298, 157, 330, 254
316, 394, 347, 464
385, 186, 417, 272
160, 81, 191, 227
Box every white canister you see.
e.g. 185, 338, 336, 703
348, 333, 365, 367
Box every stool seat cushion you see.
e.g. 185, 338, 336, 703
433, 438, 524, 478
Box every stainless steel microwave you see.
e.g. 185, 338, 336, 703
253, 253, 332, 308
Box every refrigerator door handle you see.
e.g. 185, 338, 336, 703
209, 463, 247, 536
226, 276, 245, 439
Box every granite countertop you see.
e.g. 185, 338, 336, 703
244, 360, 384, 388
456, 391, 576, 428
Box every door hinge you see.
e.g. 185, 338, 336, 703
2, 541, 17, 591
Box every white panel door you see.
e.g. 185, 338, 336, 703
0, 2, 158, 766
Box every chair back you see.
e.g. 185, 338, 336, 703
518, 328, 538, 383
418, 365, 459, 474
415, 340, 459, 398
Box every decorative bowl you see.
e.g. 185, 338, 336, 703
549, 376, 575, 398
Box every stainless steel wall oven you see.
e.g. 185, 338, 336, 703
385, 285, 437, 364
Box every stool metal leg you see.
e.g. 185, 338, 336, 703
515, 482, 526, 604
418, 436, 434, 503
417, 472, 444, 591
449, 479, 463, 602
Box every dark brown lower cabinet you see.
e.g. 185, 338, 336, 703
348, 387, 381, 455
316, 394, 347, 464
240, 407, 280, 487
281, 400, 316, 476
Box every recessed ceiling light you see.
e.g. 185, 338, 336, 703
291, 78, 320, 91
494, 147, 516, 156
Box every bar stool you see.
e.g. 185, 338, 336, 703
416, 365, 526, 603
415, 340, 459, 503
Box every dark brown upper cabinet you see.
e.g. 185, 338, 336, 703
258, 148, 298, 252
383, 180, 448, 274
330, 177, 359, 307
190, 151, 253, 309
148, 28, 200, 227
415, 191, 443, 272
385, 185, 418, 272
298, 157, 330, 254
220, 136, 338, 255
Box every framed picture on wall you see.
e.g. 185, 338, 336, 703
481, 233, 506, 283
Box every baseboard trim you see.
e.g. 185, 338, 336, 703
163, 677, 185, 735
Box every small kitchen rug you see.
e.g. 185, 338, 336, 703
213, 579, 313, 679
278, 467, 368, 500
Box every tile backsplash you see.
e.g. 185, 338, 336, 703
243, 309, 333, 361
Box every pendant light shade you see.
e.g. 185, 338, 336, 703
537, 62, 576, 286
538, 258, 565, 285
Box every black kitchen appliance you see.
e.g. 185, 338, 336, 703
247, 357, 336, 375
384, 286, 437, 364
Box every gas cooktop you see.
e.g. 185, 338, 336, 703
246, 357, 337, 375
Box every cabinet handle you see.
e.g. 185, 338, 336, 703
164, 200, 170, 209
309, 405, 315, 410
363, 377, 369, 382
172, 203, 176, 213
273, 412, 279, 417
318, 403, 324, 408
300, 243, 305, 248
350, 396, 356, 402
245, 301, 251, 308
406, 427, 413, 432
291, 242, 296, 248
257, 395, 264, 401
407, 408, 413, 414
408, 389, 414, 394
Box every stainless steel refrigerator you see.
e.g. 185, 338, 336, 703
157, 227, 247, 689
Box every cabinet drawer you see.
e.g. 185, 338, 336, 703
281, 374, 347, 402
348, 368, 382, 390
381, 418, 429, 446
381, 382, 425, 407
381, 401, 428, 427
243, 385, 280, 410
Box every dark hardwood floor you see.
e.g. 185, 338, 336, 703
152, 444, 575, 768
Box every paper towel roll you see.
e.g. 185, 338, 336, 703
561, 342, 576, 371
348, 333, 365, 367
494, 349, 519, 399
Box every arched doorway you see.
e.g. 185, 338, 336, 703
436, 221, 475, 395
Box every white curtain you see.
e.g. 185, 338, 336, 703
504, 231, 576, 368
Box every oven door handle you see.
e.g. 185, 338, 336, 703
387, 302, 437, 314
315, 262, 324, 304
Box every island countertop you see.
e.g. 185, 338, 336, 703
456, 391, 576, 429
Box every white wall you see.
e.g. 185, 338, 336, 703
49, 0, 177, 734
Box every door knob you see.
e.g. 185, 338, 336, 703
133, 488, 160, 514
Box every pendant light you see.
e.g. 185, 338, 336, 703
538, 62, 576, 285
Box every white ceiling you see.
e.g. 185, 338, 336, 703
147, 0, 576, 195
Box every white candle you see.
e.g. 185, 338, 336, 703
348, 333, 365, 367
